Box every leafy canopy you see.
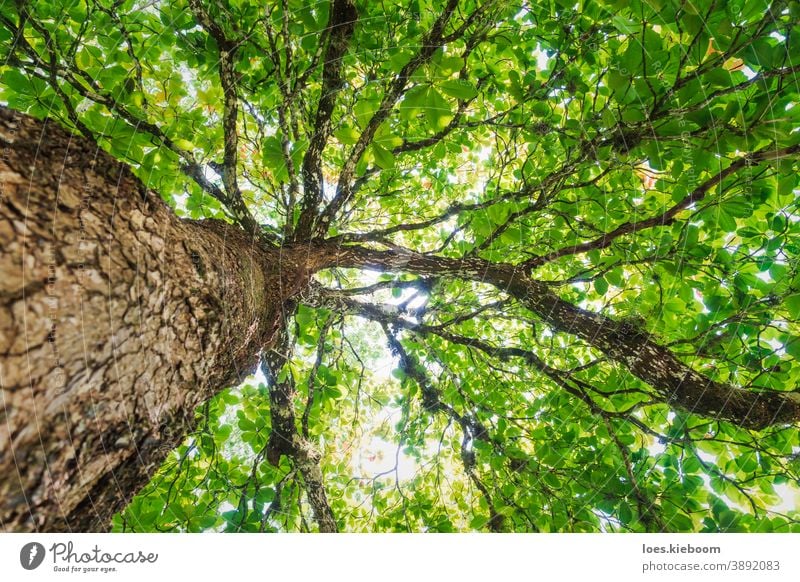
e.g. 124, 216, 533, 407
2, 0, 800, 532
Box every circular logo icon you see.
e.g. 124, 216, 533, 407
20, 542, 46, 570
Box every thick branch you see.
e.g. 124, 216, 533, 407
261, 324, 338, 532
323, 245, 800, 429
294, 0, 358, 239
315, 0, 463, 236
307, 288, 607, 411
188, 0, 258, 235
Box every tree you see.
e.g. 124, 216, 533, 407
1, 0, 799, 533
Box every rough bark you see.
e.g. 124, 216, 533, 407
0, 108, 312, 531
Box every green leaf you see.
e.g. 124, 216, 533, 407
335, 126, 360, 145
611, 16, 639, 34
255, 488, 275, 503
295, 305, 315, 332
261, 136, 288, 180
1, 69, 32, 94
401, 84, 429, 119
469, 515, 489, 530
785, 336, 800, 359
371, 142, 395, 169
354, 96, 380, 127
439, 79, 478, 100
607, 70, 629, 91
618, 502, 633, 524
785, 294, 800, 314
423, 87, 453, 130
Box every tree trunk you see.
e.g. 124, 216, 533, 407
0, 108, 307, 531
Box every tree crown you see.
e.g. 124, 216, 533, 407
2, 0, 800, 532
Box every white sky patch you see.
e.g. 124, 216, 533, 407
765, 336, 785, 356
477, 145, 493, 161
741, 65, 757, 80
354, 435, 419, 482
773, 482, 800, 513
173, 190, 189, 213
756, 270, 773, 282
532, 45, 553, 71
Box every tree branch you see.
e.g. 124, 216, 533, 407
330, 148, 594, 244
188, 0, 258, 235
294, 0, 358, 239
261, 322, 338, 532
319, 244, 800, 430
522, 143, 800, 271
315, 0, 465, 236
381, 325, 503, 531
2, 8, 261, 236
